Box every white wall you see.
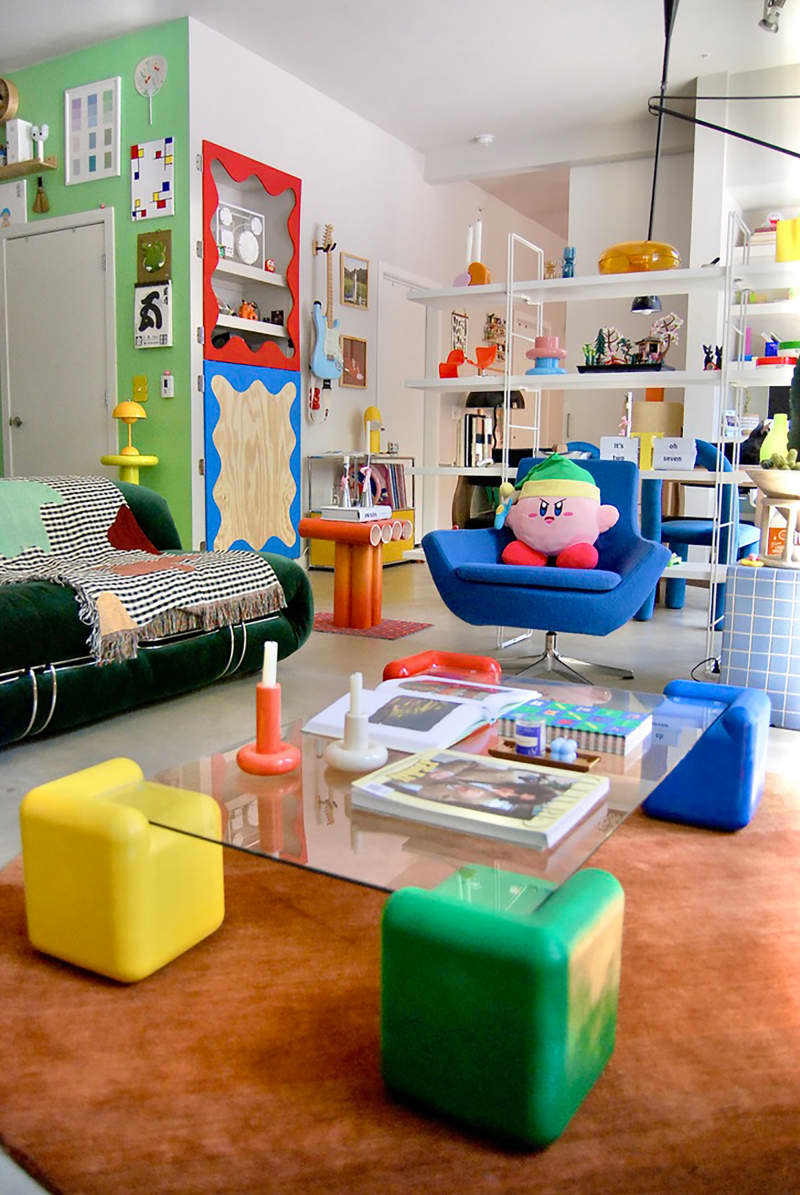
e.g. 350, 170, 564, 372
188, 18, 564, 543
564, 153, 694, 446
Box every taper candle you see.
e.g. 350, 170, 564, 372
350, 671, 363, 716
465, 224, 473, 268
262, 640, 277, 687
473, 215, 483, 263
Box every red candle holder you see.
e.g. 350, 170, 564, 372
237, 683, 300, 775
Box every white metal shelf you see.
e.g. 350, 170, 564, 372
214, 258, 287, 288
735, 260, 800, 288
738, 301, 800, 316
406, 370, 720, 393
411, 466, 751, 483
407, 266, 726, 309
216, 313, 288, 338
728, 363, 795, 387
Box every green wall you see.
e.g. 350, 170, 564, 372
3, 19, 192, 542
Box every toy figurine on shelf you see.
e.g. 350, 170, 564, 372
238, 299, 259, 321
561, 246, 575, 278
544, 260, 559, 279
339, 456, 352, 508
703, 344, 722, 370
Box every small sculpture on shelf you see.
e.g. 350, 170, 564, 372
525, 335, 567, 376
544, 260, 559, 280
580, 314, 683, 371
703, 344, 722, 370
561, 246, 575, 278
438, 343, 498, 379
238, 299, 259, 321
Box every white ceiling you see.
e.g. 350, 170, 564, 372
4, 1, 799, 159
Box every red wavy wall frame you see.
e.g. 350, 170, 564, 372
202, 140, 301, 371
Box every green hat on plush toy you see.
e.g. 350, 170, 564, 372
515, 453, 600, 502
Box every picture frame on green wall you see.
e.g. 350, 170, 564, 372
134, 281, 173, 348
64, 76, 121, 184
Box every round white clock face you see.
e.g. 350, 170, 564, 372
236, 229, 260, 265
218, 206, 233, 227
250, 217, 263, 235
134, 55, 168, 98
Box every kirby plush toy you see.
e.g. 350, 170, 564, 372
495, 454, 619, 569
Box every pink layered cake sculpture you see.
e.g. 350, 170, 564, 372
525, 335, 567, 375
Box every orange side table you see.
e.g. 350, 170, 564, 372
298, 517, 412, 629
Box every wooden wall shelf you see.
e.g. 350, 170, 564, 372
0, 156, 57, 180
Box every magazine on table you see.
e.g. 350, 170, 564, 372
352, 748, 609, 849
302, 675, 539, 753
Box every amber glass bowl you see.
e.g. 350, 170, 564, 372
598, 240, 681, 274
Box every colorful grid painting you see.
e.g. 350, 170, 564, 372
130, 136, 175, 221
64, 77, 121, 184
719, 564, 800, 730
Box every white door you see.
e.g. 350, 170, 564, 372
1, 217, 115, 476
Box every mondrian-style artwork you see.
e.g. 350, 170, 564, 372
64, 77, 121, 184
130, 136, 175, 221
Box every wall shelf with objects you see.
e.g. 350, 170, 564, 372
0, 156, 57, 180
305, 453, 415, 569
405, 215, 798, 664
201, 140, 300, 371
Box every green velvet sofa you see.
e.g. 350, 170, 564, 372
0, 482, 314, 747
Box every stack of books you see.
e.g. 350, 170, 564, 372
320, 505, 392, 522
498, 697, 652, 756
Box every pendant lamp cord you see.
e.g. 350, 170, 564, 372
647, 0, 679, 242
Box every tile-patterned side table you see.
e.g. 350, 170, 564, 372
720, 564, 800, 729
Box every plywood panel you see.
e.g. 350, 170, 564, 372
210, 373, 297, 551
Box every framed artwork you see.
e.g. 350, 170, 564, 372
136, 228, 172, 283
0, 180, 27, 227
131, 136, 175, 221
340, 335, 367, 388
134, 281, 173, 348
483, 311, 506, 363
340, 252, 369, 309
451, 311, 468, 354
64, 77, 121, 184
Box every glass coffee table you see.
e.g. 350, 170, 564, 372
151, 674, 724, 1147
152, 676, 723, 902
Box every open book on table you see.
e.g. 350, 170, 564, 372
352, 749, 609, 850
302, 675, 538, 754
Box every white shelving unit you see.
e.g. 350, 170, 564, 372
214, 258, 287, 288
215, 312, 289, 338
404, 222, 799, 663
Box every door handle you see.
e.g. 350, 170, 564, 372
8, 416, 22, 428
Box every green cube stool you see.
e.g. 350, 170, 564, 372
381, 866, 624, 1146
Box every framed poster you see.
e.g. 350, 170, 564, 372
340, 335, 367, 388
64, 77, 121, 184
134, 282, 173, 348
340, 252, 369, 309
0, 180, 27, 227
451, 311, 467, 354
131, 136, 175, 220
136, 228, 172, 283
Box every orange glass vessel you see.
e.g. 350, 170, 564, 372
597, 240, 681, 274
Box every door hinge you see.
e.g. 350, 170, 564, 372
196, 326, 205, 345
197, 374, 204, 392
104, 390, 109, 409
195, 240, 203, 260
195, 153, 203, 173
198, 458, 205, 476
101, 253, 107, 272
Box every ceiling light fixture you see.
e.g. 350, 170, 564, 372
472, 133, 495, 146
759, 0, 787, 32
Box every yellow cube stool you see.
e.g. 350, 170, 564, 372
20, 758, 225, 983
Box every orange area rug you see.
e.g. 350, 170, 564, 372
1, 774, 799, 1194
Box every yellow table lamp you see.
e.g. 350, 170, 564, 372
101, 398, 159, 483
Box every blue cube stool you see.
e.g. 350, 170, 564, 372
381, 866, 624, 1147
642, 680, 770, 831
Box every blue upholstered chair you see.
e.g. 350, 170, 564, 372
423, 458, 670, 681
639, 440, 759, 624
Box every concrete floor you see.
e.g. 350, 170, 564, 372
0, 561, 796, 1194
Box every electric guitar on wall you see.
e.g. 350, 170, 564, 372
310, 224, 343, 381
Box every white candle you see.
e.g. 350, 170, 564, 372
262, 640, 277, 687
350, 671, 363, 716
474, 215, 483, 264
465, 224, 473, 267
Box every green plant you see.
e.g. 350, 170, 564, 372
790, 359, 800, 453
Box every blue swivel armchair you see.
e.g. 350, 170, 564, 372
423, 458, 670, 682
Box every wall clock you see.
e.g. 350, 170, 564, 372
134, 55, 168, 125
0, 77, 20, 124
